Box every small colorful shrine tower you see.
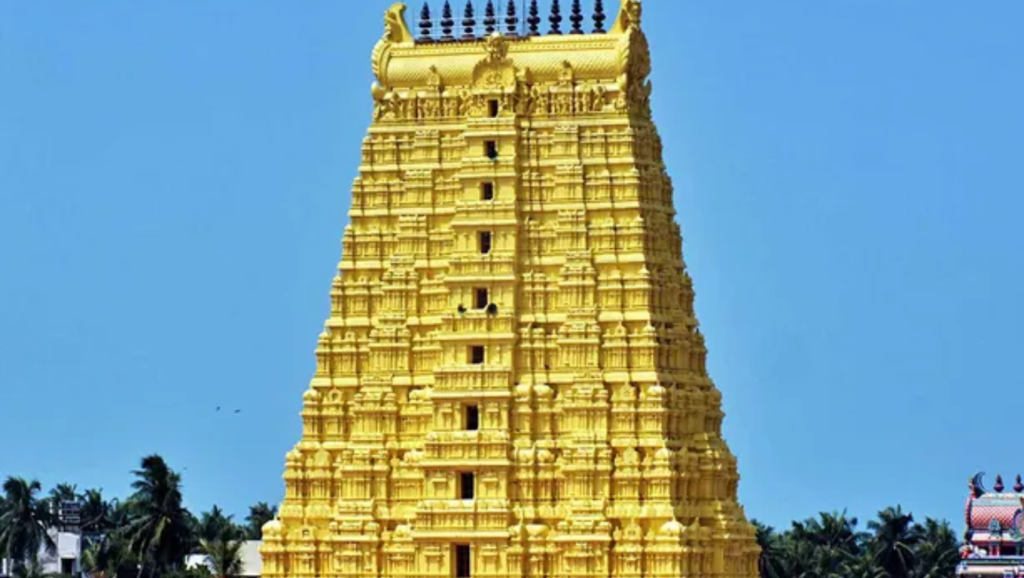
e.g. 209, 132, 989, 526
260, 2, 760, 577
958, 473, 1024, 577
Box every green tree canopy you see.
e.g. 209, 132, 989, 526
243, 503, 277, 541
752, 506, 961, 578
80, 488, 119, 537
123, 455, 194, 578
196, 506, 243, 544
0, 477, 57, 568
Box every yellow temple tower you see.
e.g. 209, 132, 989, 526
260, 1, 760, 577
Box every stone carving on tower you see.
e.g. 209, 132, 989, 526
261, 1, 760, 577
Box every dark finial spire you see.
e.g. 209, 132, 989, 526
569, 0, 584, 34
441, 1, 455, 41
483, 0, 497, 34
996, 475, 1005, 493
971, 472, 987, 498
504, 0, 519, 35
419, 2, 434, 42
527, 0, 541, 36
548, 0, 563, 34
592, 0, 607, 33
1015, 475, 1023, 493
461, 1, 477, 40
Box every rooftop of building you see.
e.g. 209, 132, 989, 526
965, 473, 1024, 543
368, 1, 648, 97
185, 540, 262, 578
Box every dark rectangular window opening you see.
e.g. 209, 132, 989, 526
474, 288, 489, 309
61, 560, 74, 575
485, 140, 498, 160
459, 472, 476, 500
465, 405, 480, 431
488, 99, 500, 117
481, 182, 495, 201
469, 345, 485, 365
478, 231, 492, 254
454, 544, 471, 578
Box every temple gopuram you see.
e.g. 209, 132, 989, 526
260, 1, 760, 577
958, 473, 1024, 577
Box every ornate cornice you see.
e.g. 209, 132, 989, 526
371, 1, 649, 97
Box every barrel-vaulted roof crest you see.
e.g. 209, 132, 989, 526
370, 0, 648, 103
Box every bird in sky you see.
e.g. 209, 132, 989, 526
234, 409, 241, 414
216, 406, 221, 412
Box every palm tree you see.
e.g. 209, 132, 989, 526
190, 506, 246, 578
47, 484, 79, 505
0, 477, 57, 570
868, 506, 921, 578
81, 540, 111, 578
122, 455, 193, 578
243, 503, 276, 541
788, 510, 867, 578
81, 534, 134, 578
189, 507, 244, 578
80, 489, 118, 537
47, 484, 82, 534
752, 520, 787, 578
197, 538, 243, 578
912, 518, 960, 578
196, 507, 241, 545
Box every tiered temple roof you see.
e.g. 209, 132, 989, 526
260, 2, 760, 578
959, 473, 1024, 576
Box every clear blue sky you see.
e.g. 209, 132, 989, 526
2, 0, 1023, 533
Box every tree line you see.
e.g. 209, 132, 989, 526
2, 454, 965, 578
0, 455, 275, 578
753, 508, 962, 578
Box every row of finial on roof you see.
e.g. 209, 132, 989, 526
971, 473, 1024, 494
993, 474, 1024, 493
416, 0, 609, 42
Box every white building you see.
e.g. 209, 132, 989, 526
184, 541, 262, 578
41, 531, 82, 576
0, 530, 82, 577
